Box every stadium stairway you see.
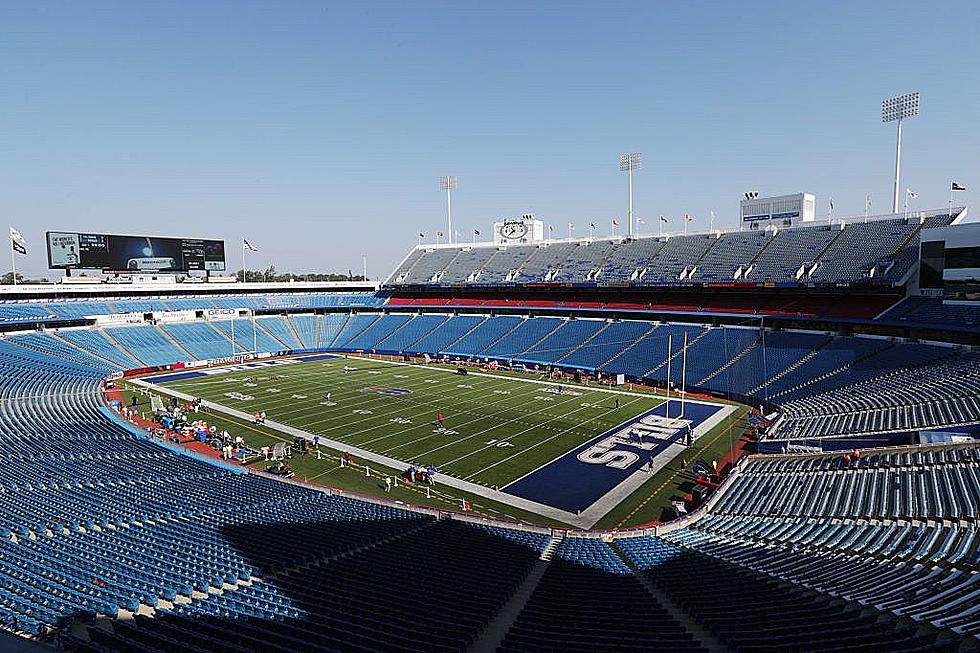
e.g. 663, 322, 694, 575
100, 328, 147, 367
610, 542, 729, 653
252, 318, 296, 351
695, 333, 762, 387
747, 336, 833, 397
802, 224, 849, 281
468, 534, 562, 653
644, 325, 715, 379
551, 320, 612, 365
54, 331, 142, 369
283, 316, 305, 349
155, 325, 197, 362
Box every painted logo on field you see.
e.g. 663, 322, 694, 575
359, 386, 413, 396
503, 401, 725, 514
577, 413, 690, 470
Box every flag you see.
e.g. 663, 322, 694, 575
866, 193, 872, 208
636, 218, 645, 225
952, 182, 966, 191
685, 213, 693, 222
611, 219, 619, 226
829, 199, 834, 211
437, 231, 444, 237
9, 228, 27, 256
568, 223, 575, 230
589, 222, 597, 229
906, 188, 917, 199
473, 229, 480, 235
660, 216, 668, 223
548, 224, 555, 232
419, 232, 425, 238
243, 239, 258, 252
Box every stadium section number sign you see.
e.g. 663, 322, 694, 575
46, 231, 226, 272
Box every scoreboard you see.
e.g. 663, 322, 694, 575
46, 232, 226, 272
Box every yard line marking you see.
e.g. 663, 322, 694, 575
412, 390, 612, 463
459, 396, 648, 481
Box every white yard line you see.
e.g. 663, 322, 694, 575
129, 377, 587, 528
140, 353, 736, 528
169, 361, 505, 435
460, 396, 649, 480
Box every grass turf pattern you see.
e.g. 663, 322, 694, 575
160, 356, 666, 489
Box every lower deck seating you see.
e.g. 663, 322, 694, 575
0, 333, 975, 650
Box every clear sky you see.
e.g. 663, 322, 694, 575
2, 1, 978, 279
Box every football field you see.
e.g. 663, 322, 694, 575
153, 354, 668, 489
144, 353, 737, 525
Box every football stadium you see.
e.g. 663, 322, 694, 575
2, 4, 979, 653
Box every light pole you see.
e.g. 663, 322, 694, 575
439, 176, 457, 244
882, 93, 919, 214
620, 153, 641, 237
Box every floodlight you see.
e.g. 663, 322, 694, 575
439, 176, 457, 243
882, 93, 920, 212
620, 153, 642, 236
881, 93, 920, 123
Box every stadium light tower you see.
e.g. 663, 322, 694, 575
620, 153, 641, 237
882, 92, 919, 214
439, 176, 457, 244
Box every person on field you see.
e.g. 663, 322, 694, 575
384, 476, 392, 493
437, 413, 444, 427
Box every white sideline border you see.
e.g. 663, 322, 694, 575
135, 353, 736, 528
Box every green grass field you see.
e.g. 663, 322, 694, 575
159, 355, 665, 489
136, 354, 749, 528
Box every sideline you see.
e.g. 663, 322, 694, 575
135, 353, 736, 528
129, 377, 591, 528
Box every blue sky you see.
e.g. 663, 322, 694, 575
2, 1, 978, 278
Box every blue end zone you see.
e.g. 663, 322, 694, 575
502, 401, 724, 514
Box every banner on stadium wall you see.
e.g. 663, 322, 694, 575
785, 443, 823, 454
92, 312, 144, 325
206, 354, 254, 366
205, 308, 245, 319
153, 310, 197, 323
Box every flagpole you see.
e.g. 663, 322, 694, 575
10, 231, 16, 286
948, 181, 953, 219
241, 238, 246, 283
